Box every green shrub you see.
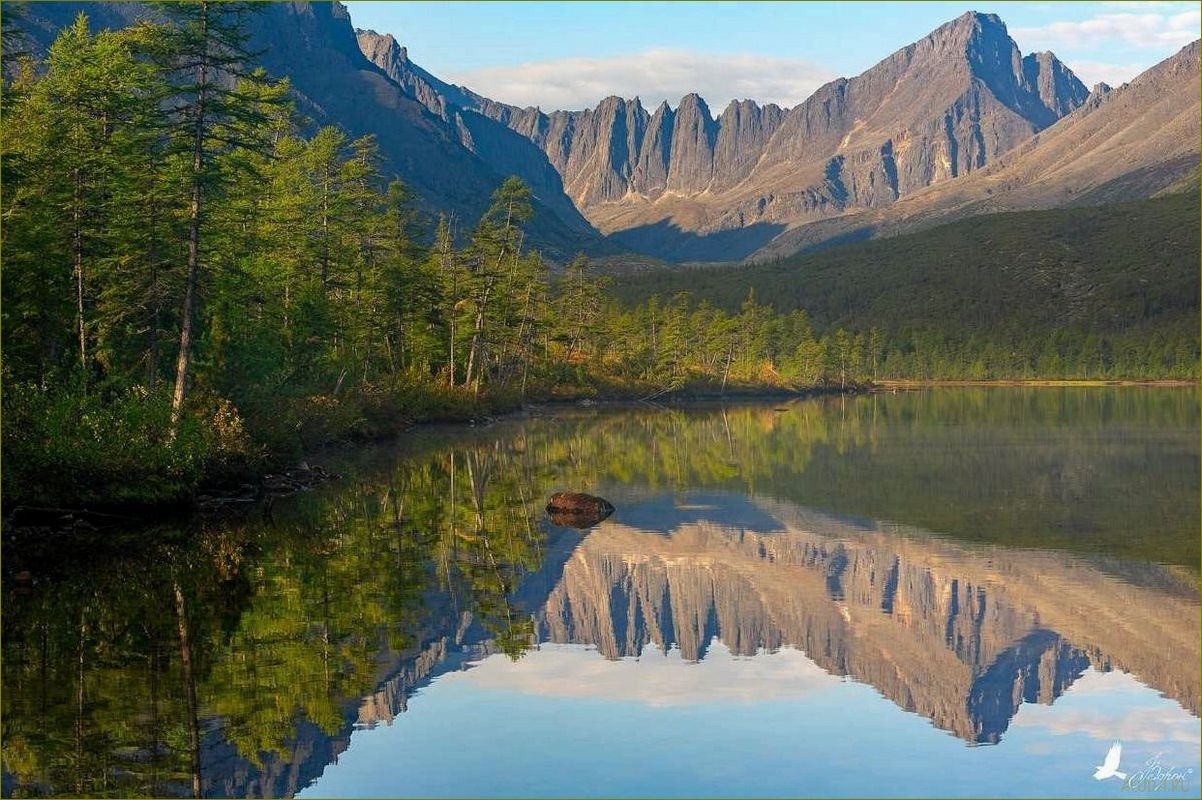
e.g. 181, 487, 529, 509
2, 383, 211, 507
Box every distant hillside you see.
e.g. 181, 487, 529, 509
614, 192, 1200, 376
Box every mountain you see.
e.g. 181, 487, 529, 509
359, 11, 1091, 261
11, 1, 610, 260
752, 39, 1202, 261
354, 29, 600, 245
14, 4, 1198, 265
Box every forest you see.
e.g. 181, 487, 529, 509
0, 6, 883, 508
2, 6, 1196, 509
615, 192, 1202, 382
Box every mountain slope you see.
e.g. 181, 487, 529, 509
15, 4, 1195, 265
359, 11, 1089, 261
753, 39, 1201, 261
354, 29, 600, 244
614, 191, 1201, 345
12, 1, 610, 259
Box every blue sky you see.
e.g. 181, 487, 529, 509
344, 1, 1201, 111
300, 645, 1201, 798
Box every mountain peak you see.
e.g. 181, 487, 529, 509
356, 28, 408, 65
723, 98, 761, 113
677, 92, 712, 115
952, 10, 1006, 31
1022, 50, 1089, 117
928, 9, 1008, 46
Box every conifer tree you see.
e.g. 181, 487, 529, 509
463, 177, 532, 394
150, 0, 280, 426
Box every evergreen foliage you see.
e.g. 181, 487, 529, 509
614, 193, 1201, 381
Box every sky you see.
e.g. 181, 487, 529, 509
343, 1, 1201, 112
300, 645, 1201, 798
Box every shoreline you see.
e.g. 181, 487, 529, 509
872, 379, 1199, 388
4, 379, 1191, 534
1, 384, 857, 535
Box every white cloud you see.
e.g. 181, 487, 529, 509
453, 640, 842, 707
1011, 670, 1201, 745
442, 49, 835, 113
1015, 705, 1201, 744
1012, 8, 1200, 52
1061, 59, 1153, 87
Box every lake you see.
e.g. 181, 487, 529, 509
3, 388, 1199, 799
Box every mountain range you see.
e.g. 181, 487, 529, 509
13, 3, 1201, 264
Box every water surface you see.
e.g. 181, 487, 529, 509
3, 388, 1199, 798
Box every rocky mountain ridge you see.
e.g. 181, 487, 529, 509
360, 11, 1098, 260
15, 4, 1198, 264
751, 37, 1202, 260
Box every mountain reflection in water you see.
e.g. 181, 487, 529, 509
2, 389, 1198, 798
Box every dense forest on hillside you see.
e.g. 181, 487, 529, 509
0, 8, 877, 508
616, 193, 1201, 380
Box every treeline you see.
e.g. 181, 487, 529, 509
0, 7, 872, 507
613, 193, 1202, 382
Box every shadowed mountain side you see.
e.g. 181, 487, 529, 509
354, 28, 612, 254
537, 503, 1199, 743
1074, 154, 1202, 207
752, 39, 1201, 261
607, 220, 787, 263
12, 2, 612, 260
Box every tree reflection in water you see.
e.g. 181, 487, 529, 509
2, 388, 1198, 797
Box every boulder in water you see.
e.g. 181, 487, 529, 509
546, 492, 614, 528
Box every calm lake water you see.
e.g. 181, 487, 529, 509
3, 388, 1199, 799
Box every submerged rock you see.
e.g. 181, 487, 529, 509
546, 492, 614, 528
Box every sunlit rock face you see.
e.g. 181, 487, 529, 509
355, 13, 1199, 264
358, 12, 1097, 261
537, 498, 1200, 744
